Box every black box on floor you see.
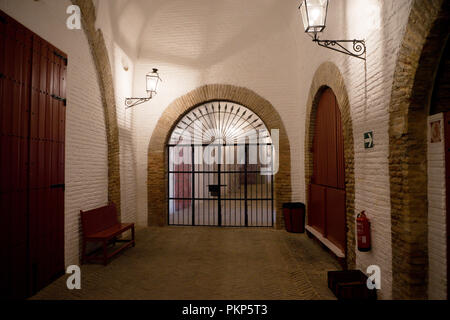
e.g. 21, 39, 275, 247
328, 270, 377, 300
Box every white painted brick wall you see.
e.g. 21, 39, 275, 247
427, 113, 447, 300
0, 0, 109, 266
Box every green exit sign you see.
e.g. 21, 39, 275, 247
364, 132, 374, 149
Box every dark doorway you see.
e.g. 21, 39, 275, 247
0, 10, 66, 299
308, 88, 346, 252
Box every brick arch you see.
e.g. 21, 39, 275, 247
305, 62, 355, 269
147, 84, 291, 227
73, 0, 121, 216
388, 0, 449, 300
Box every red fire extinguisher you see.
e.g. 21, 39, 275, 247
357, 211, 371, 252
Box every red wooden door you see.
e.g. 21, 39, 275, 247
29, 34, 66, 295
0, 10, 66, 299
0, 12, 32, 299
309, 88, 346, 251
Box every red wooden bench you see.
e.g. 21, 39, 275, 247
80, 203, 135, 265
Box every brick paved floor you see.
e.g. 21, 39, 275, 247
31, 227, 340, 300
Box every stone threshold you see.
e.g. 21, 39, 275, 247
305, 225, 345, 258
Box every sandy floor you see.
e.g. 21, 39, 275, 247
31, 227, 341, 300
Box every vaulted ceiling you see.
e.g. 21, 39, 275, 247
96, 0, 295, 66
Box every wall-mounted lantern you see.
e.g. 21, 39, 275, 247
125, 68, 162, 109
299, 0, 366, 60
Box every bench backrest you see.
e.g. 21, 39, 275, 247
80, 203, 119, 236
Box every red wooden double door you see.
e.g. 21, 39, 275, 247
0, 11, 66, 299
308, 88, 346, 252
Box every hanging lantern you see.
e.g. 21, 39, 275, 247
299, 0, 329, 34
146, 68, 162, 98
298, 0, 366, 60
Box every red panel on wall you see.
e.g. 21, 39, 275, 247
309, 88, 346, 252
312, 89, 345, 189
313, 96, 326, 186
326, 93, 338, 188
336, 106, 345, 190
0, 193, 12, 298
0, 69, 13, 135
0, 136, 11, 193
326, 187, 346, 251
309, 184, 326, 235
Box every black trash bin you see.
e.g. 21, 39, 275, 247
282, 203, 305, 233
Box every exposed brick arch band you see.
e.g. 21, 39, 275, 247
147, 84, 292, 227
388, 0, 448, 300
73, 0, 121, 217
305, 62, 355, 269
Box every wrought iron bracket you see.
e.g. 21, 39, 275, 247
125, 96, 151, 109
312, 35, 366, 60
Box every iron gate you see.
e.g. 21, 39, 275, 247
167, 143, 274, 227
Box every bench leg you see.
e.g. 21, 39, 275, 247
102, 240, 108, 266
132, 226, 135, 247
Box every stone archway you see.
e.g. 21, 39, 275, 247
74, 0, 121, 216
305, 62, 355, 269
147, 84, 291, 228
388, 0, 449, 300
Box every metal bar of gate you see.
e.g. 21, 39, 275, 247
244, 144, 248, 227
167, 145, 169, 225
271, 145, 274, 227
218, 146, 222, 226
257, 162, 259, 226
191, 144, 195, 226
